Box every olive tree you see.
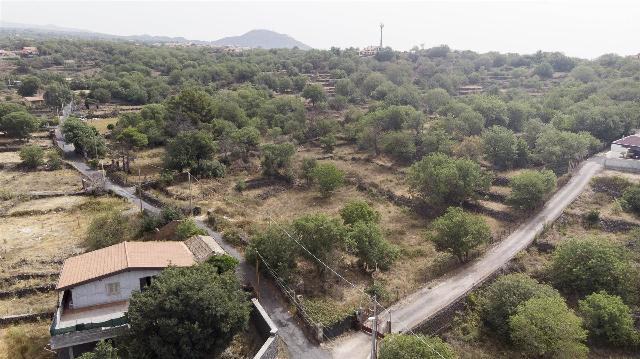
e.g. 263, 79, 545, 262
127, 264, 251, 359
508, 169, 557, 211
430, 207, 491, 262
578, 291, 639, 347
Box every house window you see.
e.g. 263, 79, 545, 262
106, 282, 120, 296
139, 276, 153, 290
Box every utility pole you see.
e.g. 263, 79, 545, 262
188, 171, 192, 216
138, 168, 143, 213
371, 295, 378, 359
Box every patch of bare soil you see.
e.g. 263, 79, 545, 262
0, 169, 83, 195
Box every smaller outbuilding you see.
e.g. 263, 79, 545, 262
611, 134, 640, 158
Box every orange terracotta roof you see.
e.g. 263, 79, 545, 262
57, 241, 195, 290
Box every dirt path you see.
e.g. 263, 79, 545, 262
54, 115, 330, 359
331, 159, 604, 359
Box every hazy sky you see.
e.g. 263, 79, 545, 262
1, 0, 638, 59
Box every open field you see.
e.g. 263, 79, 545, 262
86, 117, 117, 135
0, 321, 53, 359
153, 143, 513, 316
0, 169, 83, 195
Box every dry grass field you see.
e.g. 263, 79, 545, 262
0, 169, 83, 195
86, 117, 118, 135
0, 321, 53, 359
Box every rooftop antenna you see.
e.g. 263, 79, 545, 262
379, 23, 384, 48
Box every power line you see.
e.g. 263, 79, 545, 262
130, 163, 446, 358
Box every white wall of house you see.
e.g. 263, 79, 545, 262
610, 144, 628, 158
70, 269, 161, 309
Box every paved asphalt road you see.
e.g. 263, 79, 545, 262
54, 109, 330, 359
331, 159, 604, 359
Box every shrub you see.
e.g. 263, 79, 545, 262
431, 207, 491, 263
478, 273, 561, 336
340, 200, 380, 225
234, 179, 247, 192
547, 237, 638, 301
311, 162, 345, 197
509, 296, 588, 358
159, 170, 175, 187
622, 184, 640, 215
379, 334, 457, 359
578, 291, 639, 347
85, 211, 132, 250
160, 205, 184, 225
19, 145, 44, 169
206, 254, 240, 274
300, 157, 317, 184
77, 340, 119, 359
319, 134, 336, 153
193, 159, 225, 178
222, 228, 244, 246
583, 209, 600, 227
261, 143, 295, 180
591, 176, 632, 197
46, 149, 63, 170
175, 218, 206, 240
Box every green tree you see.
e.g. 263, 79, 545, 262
127, 263, 251, 359
300, 157, 317, 184
261, 143, 295, 179
0, 103, 26, 118
381, 131, 416, 163
469, 95, 508, 127
77, 340, 119, 359
430, 207, 491, 262
378, 334, 457, 359
43, 82, 72, 108
293, 214, 345, 274
534, 127, 600, 173
578, 291, 639, 347
18, 144, 44, 169
91, 88, 112, 104
570, 65, 597, 83
548, 237, 637, 300
508, 169, 557, 211
340, 200, 380, 225
0, 111, 38, 139
164, 88, 214, 134
310, 162, 345, 197
17, 76, 40, 97
534, 62, 554, 78
46, 149, 63, 170
407, 153, 491, 207
115, 127, 148, 173
478, 273, 561, 336
302, 83, 327, 107
164, 130, 217, 172
61, 117, 106, 157
482, 126, 518, 169
509, 296, 588, 358
245, 225, 298, 281
424, 88, 452, 114
346, 221, 398, 271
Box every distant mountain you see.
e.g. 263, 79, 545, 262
211, 29, 311, 50
0, 23, 311, 50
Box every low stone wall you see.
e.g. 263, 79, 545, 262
251, 298, 279, 359
0, 283, 55, 299
0, 311, 55, 326
604, 157, 640, 173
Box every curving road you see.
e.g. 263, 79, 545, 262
54, 110, 330, 359
56, 104, 605, 359
331, 159, 604, 359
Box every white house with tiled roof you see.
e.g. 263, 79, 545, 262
50, 238, 223, 359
